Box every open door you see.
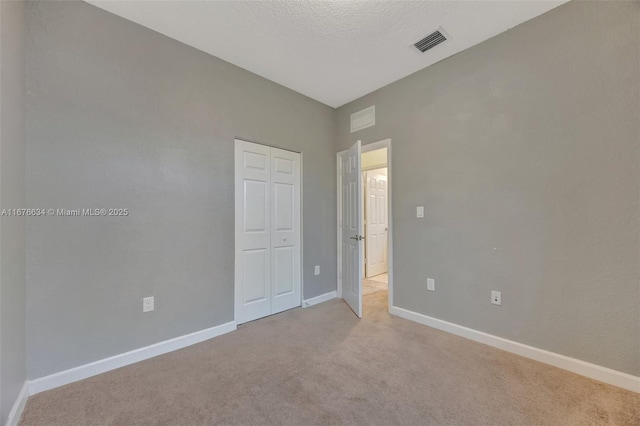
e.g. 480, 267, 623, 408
340, 140, 363, 318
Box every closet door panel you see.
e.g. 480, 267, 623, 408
235, 140, 271, 324
270, 148, 301, 314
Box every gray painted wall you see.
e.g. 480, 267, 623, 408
0, 0, 27, 422
336, 1, 639, 376
26, 0, 336, 379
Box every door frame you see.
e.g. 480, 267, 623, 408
234, 138, 304, 324
337, 138, 393, 312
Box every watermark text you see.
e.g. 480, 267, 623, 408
1, 208, 129, 217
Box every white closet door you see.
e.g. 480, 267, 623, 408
235, 141, 272, 324
235, 140, 301, 324
270, 147, 301, 314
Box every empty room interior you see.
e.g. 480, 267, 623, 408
0, 0, 639, 425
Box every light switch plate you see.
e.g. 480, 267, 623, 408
427, 278, 435, 291
417, 206, 424, 218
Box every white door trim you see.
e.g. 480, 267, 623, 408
337, 139, 393, 311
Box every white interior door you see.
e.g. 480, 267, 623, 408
270, 147, 301, 315
365, 169, 388, 277
235, 140, 301, 324
235, 141, 272, 323
341, 141, 362, 318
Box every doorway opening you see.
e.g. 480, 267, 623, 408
337, 139, 393, 318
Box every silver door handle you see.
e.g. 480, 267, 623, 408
350, 235, 364, 241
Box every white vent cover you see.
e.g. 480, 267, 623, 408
413, 28, 449, 53
350, 105, 376, 133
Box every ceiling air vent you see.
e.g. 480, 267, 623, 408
413, 29, 447, 53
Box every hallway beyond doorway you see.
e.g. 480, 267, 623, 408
368, 273, 388, 284
362, 273, 388, 296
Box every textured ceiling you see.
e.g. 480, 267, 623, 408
87, 0, 567, 108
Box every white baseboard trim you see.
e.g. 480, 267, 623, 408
28, 321, 237, 396
302, 291, 337, 308
389, 305, 640, 393
6, 382, 28, 426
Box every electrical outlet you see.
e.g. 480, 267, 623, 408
314, 265, 320, 276
143, 296, 154, 312
427, 278, 435, 291
491, 291, 501, 306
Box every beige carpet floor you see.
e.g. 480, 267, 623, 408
21, 291, 639, 426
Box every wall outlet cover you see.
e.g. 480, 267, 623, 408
314, 265, 320, 276
143, 296, 154, 312
491, 291, 501, 306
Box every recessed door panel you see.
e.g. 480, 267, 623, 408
349, 180, 357, 229
273, 156, 294, 176
274, 246, 294, 296
244, 151, 267, 171
244, 180, 267, 232
274, 183, 294, 231
243, 249, 268, 303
